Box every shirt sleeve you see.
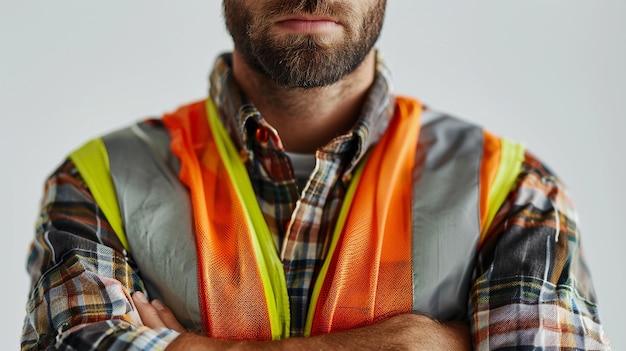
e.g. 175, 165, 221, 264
469, 152, 610, 350
22, 159, 180, 351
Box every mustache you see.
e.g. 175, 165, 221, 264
264, 0, 354, 20
302, 0, 323, 13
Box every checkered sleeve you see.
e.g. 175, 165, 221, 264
470, 152, 610, 350
22, 159, 180, 350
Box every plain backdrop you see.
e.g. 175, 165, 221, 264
1, 1, 624, 349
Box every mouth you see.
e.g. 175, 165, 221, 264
274, 15, 342, 34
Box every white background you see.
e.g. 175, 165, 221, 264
1, 1, 624, 349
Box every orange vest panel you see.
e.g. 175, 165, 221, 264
163, 97, 422, 339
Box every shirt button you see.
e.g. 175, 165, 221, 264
255, 126, 270, 143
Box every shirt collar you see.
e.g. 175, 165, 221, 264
208, 51, 395, 179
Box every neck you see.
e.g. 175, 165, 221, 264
232, 50, 376, 153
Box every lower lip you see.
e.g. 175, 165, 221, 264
276, 19, 342, 34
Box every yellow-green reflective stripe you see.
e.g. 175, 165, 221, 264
303, 158, 368, 337
69, 139, 130, 252
205, 98, 290, 340
482, 138, 525, 237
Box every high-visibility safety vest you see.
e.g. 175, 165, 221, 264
70, 97, 524, 340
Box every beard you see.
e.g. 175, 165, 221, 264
224, 0, 386, 88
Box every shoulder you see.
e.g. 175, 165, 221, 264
418, 108, 488, 144
415, 108, 524, 168
72, 98, 207, 161
505, 150, 573, 220
503, 150, 577, 238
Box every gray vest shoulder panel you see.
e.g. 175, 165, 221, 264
411, 111, 483, 321
102, 121, 204, 332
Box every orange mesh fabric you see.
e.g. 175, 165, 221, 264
163, 101, 273, 341
310, 97, 421, 335
163, 97, 422, 338
479, 131, 501, 232
477, 131, 502, 251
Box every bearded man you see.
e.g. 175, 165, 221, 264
22, 0, 609, 350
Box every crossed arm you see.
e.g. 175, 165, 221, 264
23, 156, 610, 350
131, 291, 470, 351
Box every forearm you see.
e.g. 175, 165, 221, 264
166, 314, 470, 351
31, 321, 179, 351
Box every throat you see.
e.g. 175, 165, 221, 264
232, 49, 376, 153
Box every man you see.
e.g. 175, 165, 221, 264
22, 0, 609, 350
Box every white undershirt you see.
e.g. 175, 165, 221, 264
285, 151, 316, 190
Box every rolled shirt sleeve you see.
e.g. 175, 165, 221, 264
470, 152, 610, 350
22, 159, 180, 350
